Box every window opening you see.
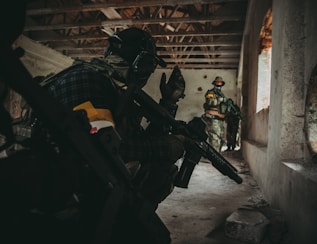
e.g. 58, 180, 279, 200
257, 49, 271, 112
305, 66, 317, 161
256, 8, 272, 113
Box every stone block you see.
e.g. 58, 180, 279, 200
225, 208, 269, 243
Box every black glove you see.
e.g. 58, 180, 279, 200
160, 66, 186, 104
159, 72, 170, 100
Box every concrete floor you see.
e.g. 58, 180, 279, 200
157, 150, 283, 244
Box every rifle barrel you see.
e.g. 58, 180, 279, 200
195, 141, 243, 184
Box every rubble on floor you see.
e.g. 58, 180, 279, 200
225, 208, 269, 243
158, 150, 291, 244
223, 150, 290, 244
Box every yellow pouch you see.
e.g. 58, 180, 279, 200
205, 93, 216, 99
73, 101, 115, 125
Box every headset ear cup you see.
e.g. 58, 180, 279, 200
131, 52, 157, 84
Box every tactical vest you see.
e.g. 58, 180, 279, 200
204, 88, 225, 110
9, 59, 119, 143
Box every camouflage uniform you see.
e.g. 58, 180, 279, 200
202, 77, 227, 152
202, 115, 225, 152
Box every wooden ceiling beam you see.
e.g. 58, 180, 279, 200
158, 50, 240, 55
66, 52, 238, 62
24, 15, 243, 31
153, 30, 243, 37
26, 0, 247, 15
29, 29, 242, 42
166, 57, 239, 62
67, 50, 240, 58
164, 63, 238, 69
52, 41, 240, 50
100, 15, 243, 26
156, 41, 241, 47
24, 0, 247, 70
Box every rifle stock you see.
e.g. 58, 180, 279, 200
134, 89, 243, 187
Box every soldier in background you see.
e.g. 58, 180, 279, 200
201, 76, 227, 152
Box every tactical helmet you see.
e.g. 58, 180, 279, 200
106, 27, 166, 72
212, 76, 225, 87
106, 28, 167, 116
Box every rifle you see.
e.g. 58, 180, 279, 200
214, 89, 243, 120
133, 89, 243, 188
0, 29, 170, 244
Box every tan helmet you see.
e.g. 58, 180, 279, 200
212, 76, 225, 87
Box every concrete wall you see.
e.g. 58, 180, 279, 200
241, 0, 272, 145
241, 0, 317, 243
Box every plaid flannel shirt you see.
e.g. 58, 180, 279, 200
47, 64, 117, 110
45, 62, 184, 164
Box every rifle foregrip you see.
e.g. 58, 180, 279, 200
174, 149, 202, 188
174, 160, 195, 188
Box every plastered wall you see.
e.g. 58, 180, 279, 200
144, 69, 237, 123
241, 0, 317, 243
